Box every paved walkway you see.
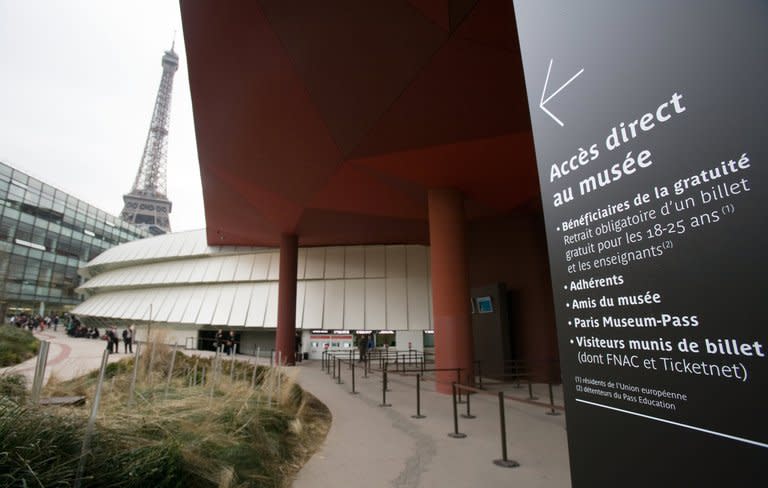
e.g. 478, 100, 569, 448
291, 360, 571, 488
1, 331, 571, 487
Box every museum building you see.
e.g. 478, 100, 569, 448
77, 1, 560, 390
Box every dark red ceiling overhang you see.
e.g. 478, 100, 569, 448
180, 0, 539, 247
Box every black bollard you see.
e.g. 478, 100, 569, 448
332, 355, 336, 379
448, 383, 467, 438
350, 361, 358, 394
461, 389, 476, 419
476, 361, 484, 390
380, 370, 391, 407
412, 374, 425, 419
546, 383, 561, 415
493, 391, 520, 468
528, 379, 539, 400
337, 359, 343, 384
456, 369, 465, 404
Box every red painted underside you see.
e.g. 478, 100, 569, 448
180, 0, 539, 247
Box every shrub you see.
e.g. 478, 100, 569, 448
0, 325, 39, 366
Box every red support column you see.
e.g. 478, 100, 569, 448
276, 233, 298, 365
428, 188, 474, 394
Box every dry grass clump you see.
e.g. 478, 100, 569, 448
0, 344, 330, 488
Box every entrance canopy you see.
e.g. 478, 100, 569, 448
180, 0, 538, 247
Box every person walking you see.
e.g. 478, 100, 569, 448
122, 326, 133, 354
358, 335, 368, 362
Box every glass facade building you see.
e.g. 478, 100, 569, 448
0, 161, 149, 318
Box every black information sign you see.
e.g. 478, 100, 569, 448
513, 2, 767, 486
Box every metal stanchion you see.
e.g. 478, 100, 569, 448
528, 379, 539, 400
456, 369, 465, 404
364, 353, 369, 378
74, 349, 110, 488
448, 383, 467, 438
30, 341, 50, 406
412, 374, 425, 419
461, 389, 476, 419
380, 370, 391, 407
350, 361, 358, 394
476, 361, 484, 390
332, 354, 337, 379
493, 391, 520, 468
337, 358, 343, 384
546, 383, 561, 415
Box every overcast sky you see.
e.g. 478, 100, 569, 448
0, 1, 205, 231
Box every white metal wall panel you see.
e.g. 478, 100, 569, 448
218, 255, 240, 282
343, 279, 365, 328
211, 284, 237, 325
406, 246, 431, 330
196, 287, 222, 325
117, 290, 142, 319
344, 246, 364, 278
176, 260, 198, 284
180, 286, 207, 324
365, 246, 386, 278
113, 269, 134, 287
263, 282, 279, 327
322, 280, 344, 329
296, 248, 307, 279
90, 293, 115, 317
148, 263, 171, 284
228, 284, 253, 326
302, 281, 325, 330
324, 247, 345, 278
131, 264, 155, 286
386, 246, 408, 329
73, 294, 99, 315
148, 288, 173, 321
156, 288, 182, 322
295, 281, 306, 329
102, 292, 128, 318
187, 258, 211, 283
167, 287, 194, 323
180, 232, 202, 256
202, 256, 223, 282
304, 248, 325, 279
266, 252, 280, 280
244, 283, 269, 327
365, 278, 386, 329
250, 253, 271, 280
165, 232, 188, 257
159, 261, 183, 284
233, 254, 256, 281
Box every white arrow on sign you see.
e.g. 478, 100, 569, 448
540, 58, 584, 127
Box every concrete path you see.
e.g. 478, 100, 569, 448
291, 360, 571, 488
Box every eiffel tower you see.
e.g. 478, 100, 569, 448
120, 44, 178, 235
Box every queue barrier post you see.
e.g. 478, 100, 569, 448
448, 383, 467, 438
493, 391, 520, 468
546, 383, 561, 416
412, 374, 425, 419
528, 379, 539, 400
380, 370, 391, 407
350, 361, 358, 394
461, 388, 476, 419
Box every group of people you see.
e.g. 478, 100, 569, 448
214, 329, 236, 355
9, 313, 61, 332
105, 325, 134, 354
